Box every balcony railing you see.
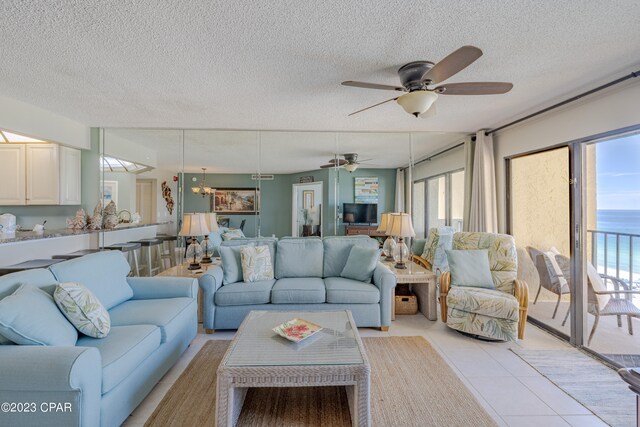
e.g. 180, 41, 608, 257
588, 229, 639, 287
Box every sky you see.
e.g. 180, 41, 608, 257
596, 133, 640, 210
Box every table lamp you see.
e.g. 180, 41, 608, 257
378, 212, 397, 261
388, 213, 415, 269
179, 213, 210, 270
201, 212, 219, 264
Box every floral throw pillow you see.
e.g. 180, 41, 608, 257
240, 245, 274, 283
54, 282, 111, 338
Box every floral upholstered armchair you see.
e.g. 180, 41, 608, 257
440, 232, 529, 341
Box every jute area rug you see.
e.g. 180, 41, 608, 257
511, 348, 634, 427
146, 336, 497, 426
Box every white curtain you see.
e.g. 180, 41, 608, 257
462, 136, 475, 231
395, 168, 405, 212
468, 130, 498, 232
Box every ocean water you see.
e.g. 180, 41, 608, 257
595, 210, 640, 281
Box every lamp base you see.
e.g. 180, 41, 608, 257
385, 255, 395, 261
394, 261, 408, 269
201, 256, 213, 264
187, 262, 201, 271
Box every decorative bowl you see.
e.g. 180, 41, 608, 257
273, 318, 322, 343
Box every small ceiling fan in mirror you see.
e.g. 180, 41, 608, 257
342, 45, 513, 117
320, 153, 374, 172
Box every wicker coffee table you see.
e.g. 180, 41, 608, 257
215, 310, 371, 427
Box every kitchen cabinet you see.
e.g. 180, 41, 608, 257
0, 145, 26, 205
26, 144, 59, 205
59, 145, 82, 205
0, 143, 80, 206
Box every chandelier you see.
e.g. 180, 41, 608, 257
191, 168, 215, 197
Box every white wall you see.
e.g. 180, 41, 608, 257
494, 79, 640, 233
0, 95, 90, 150
103, 131, 158, 168
137, 168, 178, 234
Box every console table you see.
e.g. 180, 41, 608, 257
345, 225, 386, 237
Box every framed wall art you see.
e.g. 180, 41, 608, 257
211, 188, 260, 214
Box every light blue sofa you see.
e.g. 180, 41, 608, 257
0, 251, 198, 427
199, 236, 397, 331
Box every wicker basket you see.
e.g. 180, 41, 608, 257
395, 289, 418, 315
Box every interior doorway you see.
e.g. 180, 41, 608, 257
136, 179, 157, 224
292, 182, 323, 237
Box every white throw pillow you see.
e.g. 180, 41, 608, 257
54, 282, 111, 338
222, 229, 245, 241
240, 245, 274, 283
586, 262, 611, 310
546, 247, 568, 289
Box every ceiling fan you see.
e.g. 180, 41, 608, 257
342, 45, 513, 117
320, 153, 370, 172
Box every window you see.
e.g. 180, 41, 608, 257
413, 169, 465, 235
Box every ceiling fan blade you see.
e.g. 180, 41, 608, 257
434, 82, 513, 95
342, 81, 406, 92
320, 163, 341, 169
422, 46, 483, 84
348, 96, 399, 116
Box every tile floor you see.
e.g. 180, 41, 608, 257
123, 316, 611, 427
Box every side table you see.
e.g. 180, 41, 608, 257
157, 260, 222, 324
383, 259, 437, 321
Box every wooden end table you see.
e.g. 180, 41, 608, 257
383, 259, 437, 321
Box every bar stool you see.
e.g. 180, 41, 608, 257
52, 249, 105, 260
0, 259, 64, 276
156, 234, 178, 269
129, 239, 163, 276
105, 242, 142, 277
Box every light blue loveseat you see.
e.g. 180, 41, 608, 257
0, 251, 198, 427
199, 236, 397, 331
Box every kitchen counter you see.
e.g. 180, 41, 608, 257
0, 223, 167, 245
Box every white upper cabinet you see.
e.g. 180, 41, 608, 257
0, 145, 26, 205
59, 146, 82, 205
26, 144, 59, 205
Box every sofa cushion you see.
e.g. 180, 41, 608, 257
77, 324, 160, 394
215, 280, 275, 306
221, 238, 277, 260
219, 244, 251, 284
446, 286, 519, 322
49, 251, 134, 310
0, 284, 78, 346
222, 229, 245, 241
0, 269, 59, 345
275, 238, 323, 278
324, 277, 380, 304
322, 236, 379, 278
241, 245, 274, 282
54, 282, 111, 338
271, 278, 326, 304
340, 246, 380, 283
108, 297, 194, 343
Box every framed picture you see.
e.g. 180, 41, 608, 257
354, 177, 379, 204
303, 190, 314, 209
212, 188, 260, 215
101, 181, 118, 207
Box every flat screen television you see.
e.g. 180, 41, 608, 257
342, 203, 377, 224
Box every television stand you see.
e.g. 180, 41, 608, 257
345, 225, 386, 238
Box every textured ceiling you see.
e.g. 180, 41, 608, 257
1, 1, 640, 134
104, 129, 465, 173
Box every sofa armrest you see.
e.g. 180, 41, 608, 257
373, 262, 397, 327
0, 346, 101, 427
126, 276, 198, 300
514, 279, 529, 340
199, 266, 224, 330
440, 271, 451, 322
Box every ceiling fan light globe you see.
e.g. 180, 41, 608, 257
397, 91, 438, 116
344, 163, 359, 173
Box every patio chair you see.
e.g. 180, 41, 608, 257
555, 254, 640, 345
526, 247, 571, 319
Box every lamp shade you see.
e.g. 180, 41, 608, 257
179, 213, 210, 237
388, 213, 415, 238
204, 212, 219, 233
384, 212, 399, 235
377, 213, 390, 233
396, 91, 438, 117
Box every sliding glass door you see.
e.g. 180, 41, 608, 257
413, 169, 465, 237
